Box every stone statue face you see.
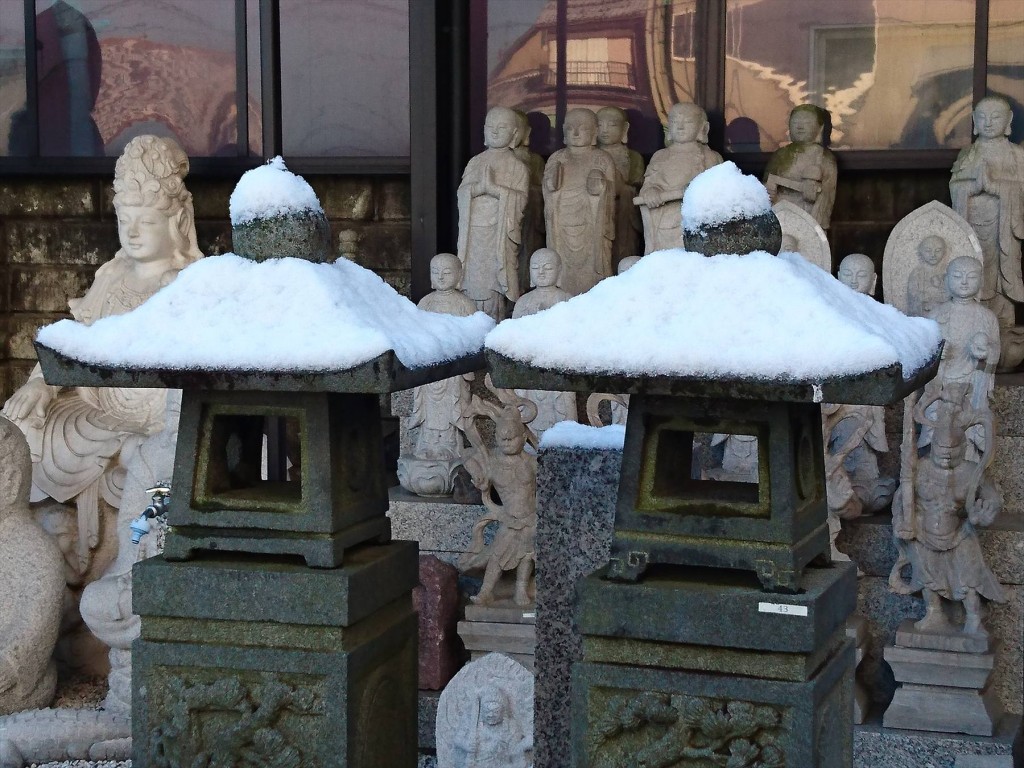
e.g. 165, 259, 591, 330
946, 257, 981, 299
430, 254, 462, 291
564, 111, 597, 148
917, 236, 946, 266
931, 427, 966, 469
117, 205, 175, 264
484, 108, 518, 150
788, 109, 822, 143
596, 109, 627, 146
496, 418, 526, 456
530, 249, 560, 288
973, 98, 1012, 140
837, 254, 875, 294
667, 108, 703, 145
480, 689, 507, 726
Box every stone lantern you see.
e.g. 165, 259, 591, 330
485, 163, 941, 766
33, 161, 490, 767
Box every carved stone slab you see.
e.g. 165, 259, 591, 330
774, 200, 831, 272
882, 200, 982, 314
436, 652, 534, 768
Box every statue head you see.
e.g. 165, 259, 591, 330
946, 256, 982, 300
529, 248, 561, 288
617, 255, 640, 274
0, 415, 31, 515
973, 96, 1013, 140
666, 102, 709, 145
112, 135, 202, 272
429, 252, 463, 291
495, 410, 528, 456
917, 235, 947, 267
563, 108, 598, 148
596, 107, 629, 147
788, 104, 826, 144
479, 686, 511, 726
484, 107, 519, 150
513, 109, 531, 148
837, 253, 876, 295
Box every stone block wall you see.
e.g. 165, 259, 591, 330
0, 175, 411, 402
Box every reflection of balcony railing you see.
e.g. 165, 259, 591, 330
545, 60, 636, 89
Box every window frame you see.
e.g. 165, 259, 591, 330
0, 0, 411, 176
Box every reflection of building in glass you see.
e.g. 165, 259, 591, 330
483, 0, 1023, 153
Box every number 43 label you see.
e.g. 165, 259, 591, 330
758, 601, 809, 617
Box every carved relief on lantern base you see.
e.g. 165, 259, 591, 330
572, 563, 856, 767
133, 543, 419, 768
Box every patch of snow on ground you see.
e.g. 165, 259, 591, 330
486, 249, 941, 381
38, 254, 495, 372
539, 421, 625, 451
229, 157, 323, 225
681, 161, 771, 232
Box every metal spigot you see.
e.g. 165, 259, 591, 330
130, 481, 172, 545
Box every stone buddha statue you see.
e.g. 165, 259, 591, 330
398, 253, 479, 497
457, 106, 530, 321
543, 108, 617, 296
906, 235, 952, 318
512, 249, 577, 437
635, 102, 723, 253
0, 416, 65, 716
837, 253, 877, 295
596, 107, 645, 267
2, 135, 202, 587
764, 105, 837, 231
949, 95, 1024, 369
513, 109, 546, 294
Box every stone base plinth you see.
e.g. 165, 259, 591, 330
854, 712, 1021, 768
571, 563, 857, 767
457, 602, 536, 671
387, 488, 485, 566
133, 543, 419, 767
883, 620, 1003, 736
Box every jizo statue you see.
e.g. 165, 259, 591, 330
543, 108, 617, 296
596, 107, 644, 268
457, 106, 530, 321
764, 105, 837, 231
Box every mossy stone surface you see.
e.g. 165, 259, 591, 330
232, 208, 332, 262
683, 209, 783, 257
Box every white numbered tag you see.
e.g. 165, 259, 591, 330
758, 601, 808, 617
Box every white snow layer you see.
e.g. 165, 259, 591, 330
681, 161, 771, 232
539, 421, 626, 451
229, 157, 323, 225
486, 249, 941, 381
37, 254, 495, 371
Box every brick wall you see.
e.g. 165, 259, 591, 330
0, 175, 411, 402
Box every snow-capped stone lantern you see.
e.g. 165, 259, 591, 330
33, 158, 494, 767
485, 162, 942, 766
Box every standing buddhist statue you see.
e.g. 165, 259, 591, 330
542, 108, 617, 296
457, 106, 530, 321
596, 106, 645, 267
764, 104, 837, 231
635, 103, 723, 253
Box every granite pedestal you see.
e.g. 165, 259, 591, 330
133, 543, 419, 767
573, 563, 857, 767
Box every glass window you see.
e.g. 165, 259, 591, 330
725, 0, 976, 151
481, 0, 698, 156
30, 0, 241, 157
988, 0, 1024, 143
0, 2, 27, 156
279, 0, 409, 157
